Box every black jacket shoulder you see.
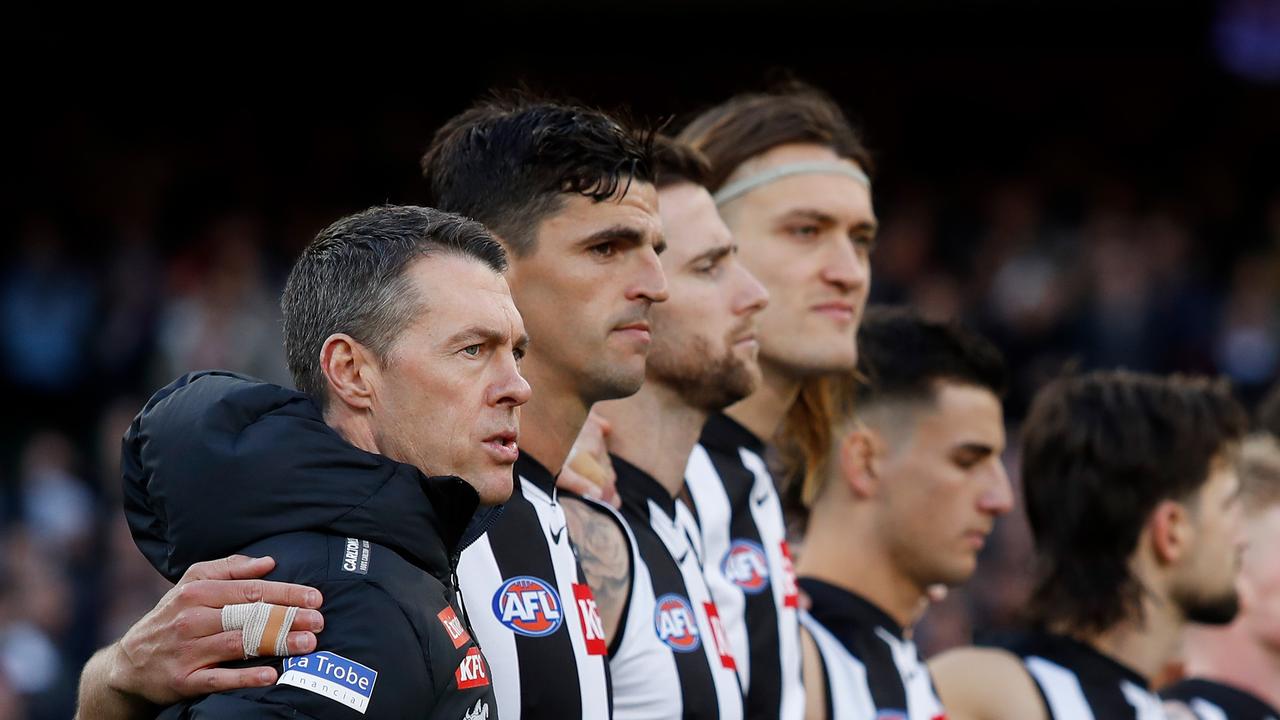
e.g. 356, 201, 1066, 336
125, 372, 500, 719
160, 533, 496, 720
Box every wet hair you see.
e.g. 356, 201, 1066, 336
421, 93, 655, 256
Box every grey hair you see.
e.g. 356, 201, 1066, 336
281, 205, 507, 409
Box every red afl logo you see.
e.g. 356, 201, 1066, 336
654, 594, 701, 653
492, 576, 564, 637
721, 540, 770, 594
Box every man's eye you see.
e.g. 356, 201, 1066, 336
513, 347, 526, 362
853, 235, 877, 252
789, 225, 820, 238
462, 345, 482, 357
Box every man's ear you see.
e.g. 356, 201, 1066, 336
320, 333, 379, 411
1149, 498, 1193, 566
839, 425, 883, 500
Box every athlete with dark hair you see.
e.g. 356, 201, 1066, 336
932, 371, 1248, 720
586, 136, 767, 719
793, 307, 1011, 720
423, 95, 667, 720
1162, 433, 1280, 719
76, 96, 667, 720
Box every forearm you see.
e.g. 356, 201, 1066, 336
76, 642, 158, 720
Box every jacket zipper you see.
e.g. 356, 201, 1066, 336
449, 505, 503, 645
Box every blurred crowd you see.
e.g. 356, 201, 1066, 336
4, 82, 1279, 720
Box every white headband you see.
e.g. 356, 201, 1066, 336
713, 161, 871, 206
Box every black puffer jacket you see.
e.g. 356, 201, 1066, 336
124, 371, 499, 719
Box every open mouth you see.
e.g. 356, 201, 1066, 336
483, 431, 519, 463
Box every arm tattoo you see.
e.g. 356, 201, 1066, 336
561, 497, 631, 644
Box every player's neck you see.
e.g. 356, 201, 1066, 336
517, 359, 590, 476
1185, 626, 1280, 712
725, 360, 800, 444
595, 381, 708, 499
797, 501, 924, 630
1086, 594, 1184, 685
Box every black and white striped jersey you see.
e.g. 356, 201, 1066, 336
685, 413, 804, 720
457, 453, 612, 719
607, 454, 745, 720
997, 632, 1167, 720
798, 578, 946, 720
1162, 678, 1279, 720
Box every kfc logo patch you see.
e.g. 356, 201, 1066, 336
703, 601, 737, 670
779, 541, 800, 608
573, 583, 607, 655
455, 647, 489, 690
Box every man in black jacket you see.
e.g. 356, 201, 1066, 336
111, 205, 530, 718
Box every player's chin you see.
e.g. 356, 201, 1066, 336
609, 343, 651, 368
594, 355, 647, 396
798, 329, 858, 371
472, 469, 516, 506
822, 335, 860, 367
938, 555, 978, 587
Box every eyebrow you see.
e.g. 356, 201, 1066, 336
953, 442, 997, 457
687, 243, 734, 269
444, 325, 530, 352
580, 224, 667, 255
779, 208, 879, 236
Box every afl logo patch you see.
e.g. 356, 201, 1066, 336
654, 594, 701, 652
721, 540, 770, 593
492, 576, 563, 637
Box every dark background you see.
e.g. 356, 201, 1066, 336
3, 3, 1278, 716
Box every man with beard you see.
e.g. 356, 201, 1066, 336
675, 84, 877, 720
581, 138, 767, 719
791, 308, 1012, 720
1161, 433, 1280, 719
931, 371, 1248, 720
